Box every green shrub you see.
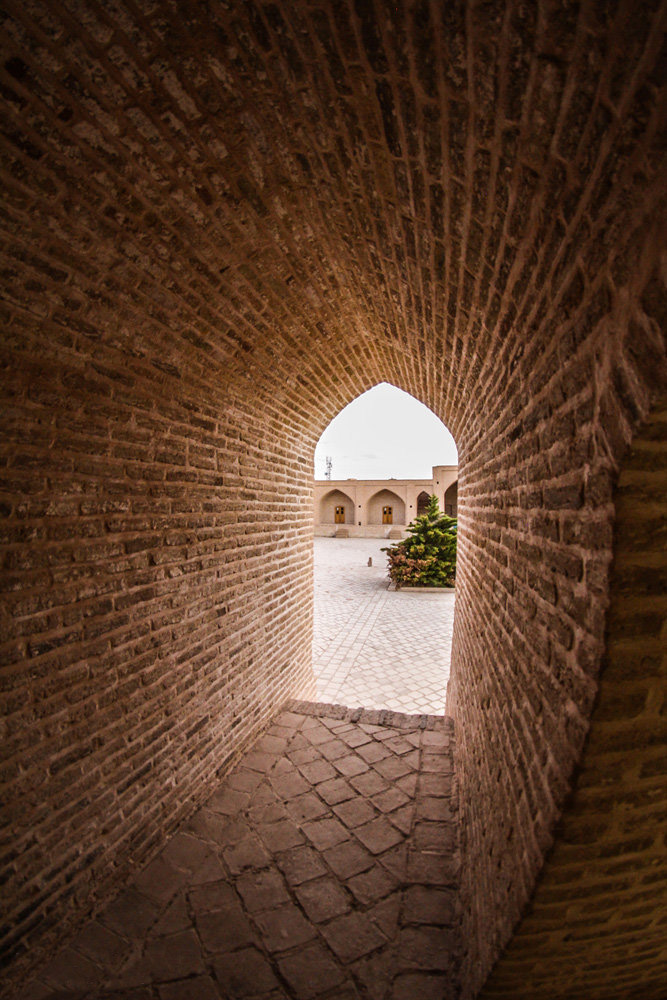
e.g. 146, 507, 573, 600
382, 494, 457, 587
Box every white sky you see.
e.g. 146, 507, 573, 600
314, 383, 458, 480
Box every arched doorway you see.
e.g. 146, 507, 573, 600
319, 489, 355, 525
417, 490, 431, 516
367, 489, 406, 526
444, 481, 458, 517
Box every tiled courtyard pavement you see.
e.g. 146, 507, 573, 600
313, 539, 455, 714
23, 703, 460, 1000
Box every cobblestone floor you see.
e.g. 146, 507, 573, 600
22, 704, 460, 1000
313, 539, 455, 714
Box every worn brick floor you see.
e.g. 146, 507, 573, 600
313, 539, 455, 714
21, 703, 460, 1000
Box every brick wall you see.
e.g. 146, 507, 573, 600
0, 1, 665, 994
478, 397, 667, 998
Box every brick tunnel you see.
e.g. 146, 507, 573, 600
1, 1, 666, 998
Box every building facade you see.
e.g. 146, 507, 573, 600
315, 465, 458, 537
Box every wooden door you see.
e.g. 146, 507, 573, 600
335, 505, 345, 524
382, 505, 393, 524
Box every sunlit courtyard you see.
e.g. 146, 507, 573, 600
312, 538, 455, 715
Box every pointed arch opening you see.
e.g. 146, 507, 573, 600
366, 488, 405, 526
319, 488, 355, 525
417, 490, 431, 516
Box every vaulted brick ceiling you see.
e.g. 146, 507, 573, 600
0, 2, 665, 997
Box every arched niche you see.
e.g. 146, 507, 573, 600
367, 489, 406, 526
319, 488, 355, 525
444, 480, 458, 517
417, 490, 431, 516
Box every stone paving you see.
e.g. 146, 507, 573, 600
313, 539, 455, 714
21, 703, 460, 1000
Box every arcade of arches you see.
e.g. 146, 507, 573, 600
0, 2, 665, 998
315, 465, 458, 536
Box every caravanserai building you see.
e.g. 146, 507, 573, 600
315, 465, 458, 537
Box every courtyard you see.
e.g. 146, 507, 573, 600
313, 539, 455, 715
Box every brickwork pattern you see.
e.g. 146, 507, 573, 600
480, 398, 667, 999
21, 705, 459, 1000
0, 1, 665, 997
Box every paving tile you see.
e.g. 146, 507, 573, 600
402, 885, 457, 926
334, 754, 370, 778
212, 946, 280, 997
255, 903, 318, 952
356, 741, 392, 764
347, 865, 398, 905
397, 926, 457, 971
275, 844, 328, 885
321, 910, 387, 963
189, 852, 228, 886
256, 733, 290, 755
288, 746, 320, 766
373, 787, 410, 814
421, 730, 451, 748
236, 870, 290, 912
301, 816, 349, 851
297, 758, 338, 784
389, 803, 415, 836
285, 791, 329, 822
73, 918, 129, 966
269, 771, 311, 800
100, 888, 160, 939
412, 821, 457, 853
420, 773, 452, 797
31, 697, 460, 997
188, 880, 236, 914
373, 756, 413, 781
143, 929, 206, 980
294, 876, 352, 923
339, 729, 373, 748
186, 807, 235, 845
273, 756, 300, 777
133, 857, 187, 903
40, 948, 102, 990
369, 893, 401, 940
242, 750, 277, 773
301, 716, 322, 730
275, 710, 306, 728
378, 843, 408, 881
278, 942, 347, 998
391, 973, 448, 1000
159, 975, 221, 1000
332, 796, 376, 829
196, 903, 256, 952
257, 818, 305, 852
354, 817, 405, 855
352, 947, 398, 999
312, 540, 452, 714
303, 724, 335, 746
349, 770, 389, 797
323, 840, 374, 880
223, 834, 271, 874
250, 799, 288, 826
17, 983, 69, 1000
207, 787, 251, 816
422, 753, 454, 773
319, 739, 351, 761
383, 736, 415, 756
317, 776, 356, 805
149, 894, 190, 936
406, 850, 459, 886
226, 766, 265, 794
161, 832, 213, 872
